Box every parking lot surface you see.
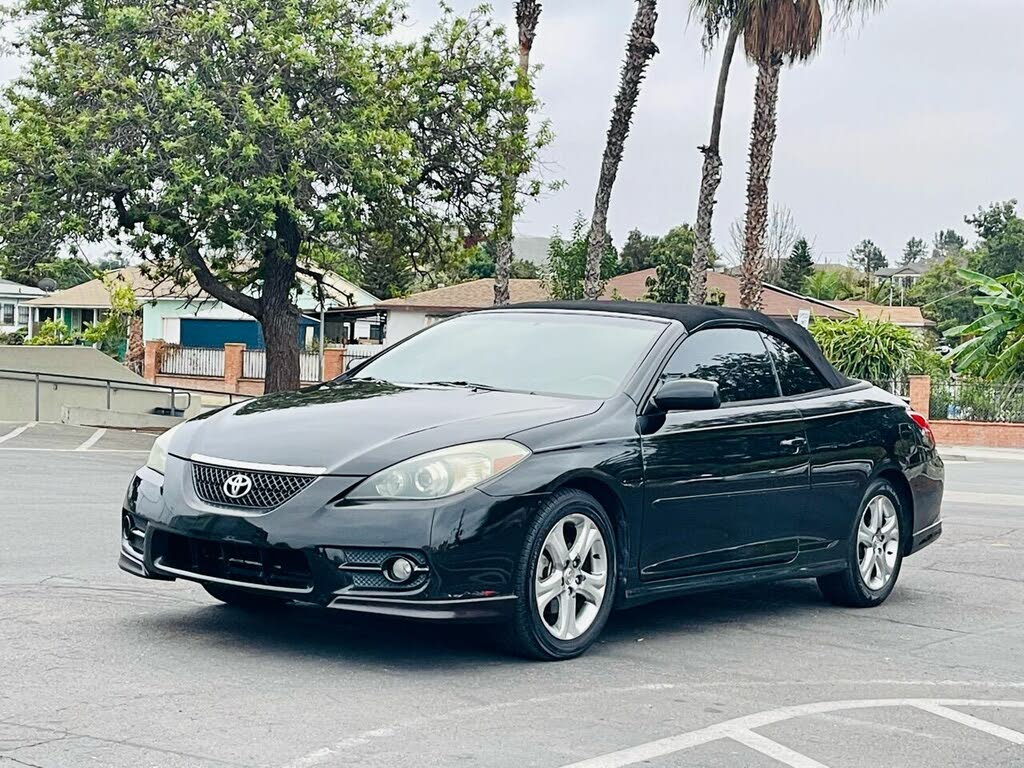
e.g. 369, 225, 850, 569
1, 421, 1022, 767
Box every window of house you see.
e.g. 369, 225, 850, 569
761, 333, 829, 396
1, 304, 13, 325
662, 327, 781, 403
17, 305, 28, 327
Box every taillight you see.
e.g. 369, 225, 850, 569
908, 409, 935, 445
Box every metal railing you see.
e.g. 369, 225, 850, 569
160, 346, 225, 377
0, 368, 252, 421
930, 378, 1024, 423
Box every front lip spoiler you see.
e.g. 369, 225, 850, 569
150, 557, 316, 594
328, 594, 516, 622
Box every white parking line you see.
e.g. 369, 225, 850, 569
74, 428, 107, 451
730, 729, 831, 768
0, 422, 35, 445
556, 700, 1024, 768
913, 702, 1024, 745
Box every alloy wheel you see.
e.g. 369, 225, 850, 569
857, 495, 900, 591
534, 513, 608, 641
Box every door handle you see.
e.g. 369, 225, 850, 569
780, 437, 807, 451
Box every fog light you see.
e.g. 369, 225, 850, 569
384, 556, 415, 584
122, 514, 134, 540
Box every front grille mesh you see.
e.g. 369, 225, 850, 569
191, 462, 315, 510
154, 531, 313, 590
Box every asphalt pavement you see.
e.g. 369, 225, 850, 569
1, 421, 1022, 768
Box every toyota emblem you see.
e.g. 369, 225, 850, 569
222, 473, 253, 499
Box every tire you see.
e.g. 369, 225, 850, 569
202, 583, 289, 611
501, 488, 617, 661
818, 478, 907, 608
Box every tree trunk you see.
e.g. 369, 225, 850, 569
740, 57, 782, 311
689, 21, 740, 306
260, 210, 302, 393
584, 0, 659, 300
494, 0, 542, 307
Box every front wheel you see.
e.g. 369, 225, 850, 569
818, 479, 906, 607
503, 489, 617, 660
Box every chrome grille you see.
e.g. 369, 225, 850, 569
191, 462, 316, 510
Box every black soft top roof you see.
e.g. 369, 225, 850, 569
498, 300, 853, 390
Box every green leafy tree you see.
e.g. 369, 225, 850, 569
901, 237, 926, 266
947, 269, 1024, 379
801, 269, 856, 300
931, 229, 967, 261
810, 314, 924, 382
966, 201, 1024, 278
907, 257, 980, 332
644, 224, 698, 303
778, 237, 814, 292
26, 319, 78, 346
848, 239, 888, 275
618, 229, 660, 273
81, 276, 138, 359
545, 214, 617, 301
0, 1, 535, 392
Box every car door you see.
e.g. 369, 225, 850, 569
638, 327, 810, 580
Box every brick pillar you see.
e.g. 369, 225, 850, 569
224, 343, 246, 392
908, 375, 931, 416
323, 347, 346, 380
143, 340, 164, 382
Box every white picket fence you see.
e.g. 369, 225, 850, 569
160, 346, 225, 378
161, 345, 383, 382
243, 349, 321, 382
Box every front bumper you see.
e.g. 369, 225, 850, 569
118, 458, 543, 622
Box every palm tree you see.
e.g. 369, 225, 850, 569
494, 1, 542, 306
583, 0, 660, 300
688, 2, 742, 305
739, 0, 883, 310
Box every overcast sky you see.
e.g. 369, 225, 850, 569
3, 1, 1022, 267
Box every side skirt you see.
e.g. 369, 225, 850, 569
621, 558, 847, 609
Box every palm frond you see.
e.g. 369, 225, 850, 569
743, 0, 823, 64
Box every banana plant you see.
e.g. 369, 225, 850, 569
946, 269, 1024, 380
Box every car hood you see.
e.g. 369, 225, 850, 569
173, 379, 601, 475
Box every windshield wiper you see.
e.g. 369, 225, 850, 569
419, 380, 503, 392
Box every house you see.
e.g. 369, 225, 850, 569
0, 278, 45, 334
830, 300, 933, 335
874, 262, 929, 290
369, 269, 858, 346
25, 266, 381, 347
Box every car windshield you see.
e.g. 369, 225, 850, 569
353, 311, 667, 399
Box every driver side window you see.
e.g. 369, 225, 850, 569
662, 328, 781, 403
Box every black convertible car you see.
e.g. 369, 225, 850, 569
119, 302, 944, 660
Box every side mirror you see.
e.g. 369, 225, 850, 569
653, 378, 721, 412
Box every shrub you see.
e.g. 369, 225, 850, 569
810, 314, 923, 382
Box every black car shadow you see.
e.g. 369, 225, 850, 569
128, 578, 843, 668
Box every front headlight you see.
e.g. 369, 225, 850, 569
146, 423, 184, 474
349, 440, 531, 500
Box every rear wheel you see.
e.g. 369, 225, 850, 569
202, 583, 289, 611
503, 489, 617, 660
818, 478, 906, 607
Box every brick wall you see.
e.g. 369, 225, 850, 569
931, 421, 1024, 449
908, 374, 1024, 449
